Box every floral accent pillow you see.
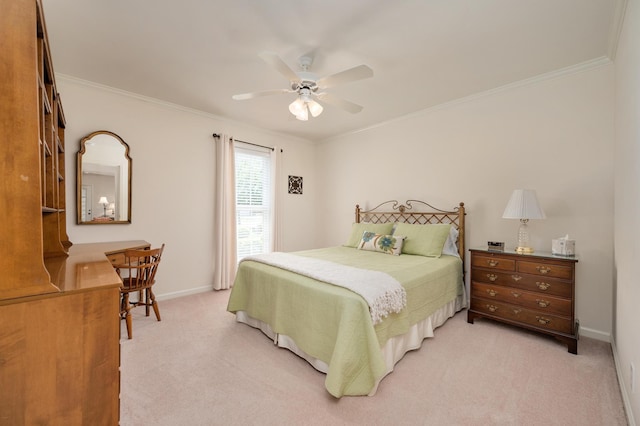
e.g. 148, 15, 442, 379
344, 222, 394, 248
357, 232, 405, 256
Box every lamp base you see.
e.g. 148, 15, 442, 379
515, 246, 535, 254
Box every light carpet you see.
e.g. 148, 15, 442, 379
120, 290, 628, 426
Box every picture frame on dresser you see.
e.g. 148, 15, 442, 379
467, 248, 579, 354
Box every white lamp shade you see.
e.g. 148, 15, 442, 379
502, 189, 546, 220
307, 100, 323, 117
288, 98, 305, 116
288, 98, 308, 121
295, 107, 308, 121
98, 196, 109, 205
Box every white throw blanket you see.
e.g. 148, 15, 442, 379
242, 252, 407, 324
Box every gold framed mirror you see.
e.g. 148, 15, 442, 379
77, 131, 132, 224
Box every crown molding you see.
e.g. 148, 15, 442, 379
325, 56, 613, 143
607, 0, 629, 61
56, 73, 314, 145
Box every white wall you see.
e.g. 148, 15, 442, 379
316, 64, 615, 342
614, 0, 640, 422
59, 77, 319, 299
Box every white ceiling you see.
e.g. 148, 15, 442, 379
42, 0, 624, 142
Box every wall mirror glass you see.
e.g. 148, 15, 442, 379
77, 130, 132, 224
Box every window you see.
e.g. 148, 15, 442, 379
235, 144, 272, 261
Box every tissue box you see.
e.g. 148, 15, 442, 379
552, 238, 575, 256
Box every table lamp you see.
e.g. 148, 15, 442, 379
502, 189, 546, 254
98, 196, 109, 217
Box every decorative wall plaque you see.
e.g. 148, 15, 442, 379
288, 175, 303, 194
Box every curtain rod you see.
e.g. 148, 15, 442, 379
212, 133, 274, 152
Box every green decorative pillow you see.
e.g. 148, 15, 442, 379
357, 232, 405, 256
344, 222, 394, 248
393, 223, 452, 257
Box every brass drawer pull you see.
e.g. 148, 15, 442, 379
511, 275, 522, 282
536, 282, 551, 291
511, 291, 521, 298
487, 274, 498, 282
486, 289, 498, 297
487, 260, 499, 267
536, 316, 551, 325
486, 304, 498, 312
536, 266, 551, 274
536, 299, 550, 308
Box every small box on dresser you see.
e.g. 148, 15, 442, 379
467, 248, 579, 354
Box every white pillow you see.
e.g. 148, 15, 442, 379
442, 227, 460, 257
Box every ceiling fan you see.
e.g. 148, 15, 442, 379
232, 51, 373, 121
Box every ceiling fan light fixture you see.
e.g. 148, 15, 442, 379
288, 97, 306, 116
289, 88, 322, 120
295, 106, 308, 121
289, 98, 308, 120
308, 100, 323, 118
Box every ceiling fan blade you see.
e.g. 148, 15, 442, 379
258, 51, 300, 83
317, 65, 373, 89
232, 88, 293, 101
316, 93, 364, 114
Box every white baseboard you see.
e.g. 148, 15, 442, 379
611, 337, 636, 426
156, 285, 214, 301
579, 325, 611, 342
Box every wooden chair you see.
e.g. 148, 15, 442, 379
115, 244, 165, 339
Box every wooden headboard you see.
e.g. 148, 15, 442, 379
355, 199, 466, 264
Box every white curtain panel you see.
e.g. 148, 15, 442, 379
270, 147, 282, 252
213, 134, 237, 290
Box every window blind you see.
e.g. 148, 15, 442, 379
235, 144, 272, 261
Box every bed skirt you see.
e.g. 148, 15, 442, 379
234, 290, 467, 396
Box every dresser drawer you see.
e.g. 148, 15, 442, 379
471, 282, 572, 316
518, 260, 573, 280
514, 275, 572, 298
470, 298, 573, 334
471, 254, 516, 272
471, 269, 515, 286
471, 269, 572, 298
106, 253, 125, 265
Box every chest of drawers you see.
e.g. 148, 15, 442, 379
467, 248, 578, 354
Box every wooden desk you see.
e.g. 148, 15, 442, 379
41, 240, 150, 291
0, 240, 149, 425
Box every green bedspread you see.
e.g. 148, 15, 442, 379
226, 246, 463, 397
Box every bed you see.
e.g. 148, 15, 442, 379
226, 199, 466, 397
